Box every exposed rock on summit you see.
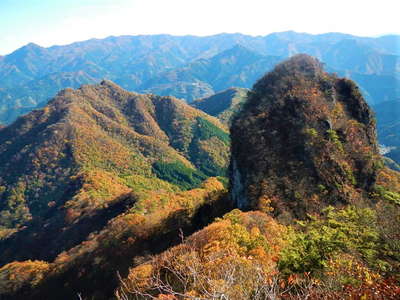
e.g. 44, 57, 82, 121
230, 54, 381, 219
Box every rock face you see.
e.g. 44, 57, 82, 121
230, 54, 380, 219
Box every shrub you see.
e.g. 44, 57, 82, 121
279, 206, 380, 275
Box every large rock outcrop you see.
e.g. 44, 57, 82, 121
230, 54, 381, 219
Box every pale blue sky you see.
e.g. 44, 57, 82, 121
0, 0, 398, 55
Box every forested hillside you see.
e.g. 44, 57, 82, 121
0, 80, 229, 266
0, 55, 399, 300
118, 55, 400, 299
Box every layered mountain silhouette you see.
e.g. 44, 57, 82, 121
0, 32, 398, 124
140, 45, 280, 101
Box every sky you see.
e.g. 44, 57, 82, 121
0, 0, 398, 55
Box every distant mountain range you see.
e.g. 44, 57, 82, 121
139, 45, 280, 101
0, 32, 398, 125
374, 100, 400, 162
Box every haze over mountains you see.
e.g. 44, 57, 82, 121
0, 32, 398, 124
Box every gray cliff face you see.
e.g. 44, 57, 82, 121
230, 158, 247, 209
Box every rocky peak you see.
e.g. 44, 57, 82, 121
230, 54, 380, 220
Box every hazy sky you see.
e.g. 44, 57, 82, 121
0, 0, 398, 55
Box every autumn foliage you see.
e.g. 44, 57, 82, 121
0, 56, 399, 300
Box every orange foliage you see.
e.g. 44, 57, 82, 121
65, 170, 131, 217
0, 260, 50, 294
117, 210, 288, 299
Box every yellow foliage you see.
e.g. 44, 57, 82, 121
66, 169, 131, 215
257, 195, 274, 213
126, 264, 153, 289
0, 260, 50, 294
118, 210, 288, 299
325, 254, 381, 288
376, 167, 400, 193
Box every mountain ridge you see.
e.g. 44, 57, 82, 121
0, 80, 230, 264
0, 31, 398, 125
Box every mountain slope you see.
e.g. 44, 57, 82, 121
191, 87, 248, 124
115, 56, 400, 300
1, 177, 230, 300
0, 80, 229, 263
